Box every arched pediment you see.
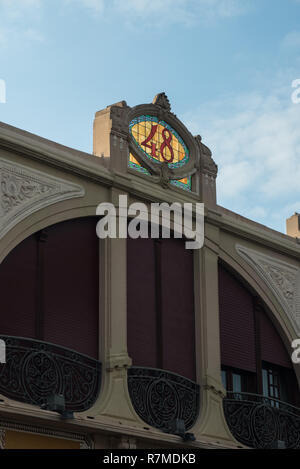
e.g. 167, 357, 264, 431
0, 157, 85, 239
236, 244, 300, 335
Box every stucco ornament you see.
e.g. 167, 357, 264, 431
0, 158, 85, 239
236, 244, 300, 335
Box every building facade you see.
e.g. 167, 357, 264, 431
0, 93, 300, 449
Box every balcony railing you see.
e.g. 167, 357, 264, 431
128, 366, 199, 433
224, 391, 300, 448
0, 335, 101, 413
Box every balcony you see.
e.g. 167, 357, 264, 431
224, 392, 300, 448
128, 366, 199, 433
0, 335, 101, 413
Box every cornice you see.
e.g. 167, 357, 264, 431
1, 122, 299, 262
0, 122, 114, 187
0, 403, 226, 449
206, 208, 300, 261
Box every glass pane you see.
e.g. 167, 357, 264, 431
262, 369, 269, 397
269, 371, 273, 385
232, 373, 242, 393
221, 370, 227, 389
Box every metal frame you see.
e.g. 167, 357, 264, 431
224, 391, 300, 448
128, 366, 199, 433
0, 335, 101, 412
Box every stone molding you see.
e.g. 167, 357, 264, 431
0, 157, 85, 239
0, 420, 92, 448
236, 244, 300, 334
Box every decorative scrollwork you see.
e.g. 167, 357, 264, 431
224, 392, 300, 448
128, 367, 199, 432
0, 335, 101, 412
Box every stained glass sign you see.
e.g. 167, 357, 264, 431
129, 115, 189, 169
129, 115, 192, 191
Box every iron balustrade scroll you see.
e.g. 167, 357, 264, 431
127, 367, 199, 433
0, 335, 101, 412
224, 392, 300, 449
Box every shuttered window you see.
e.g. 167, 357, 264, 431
127, 238, 158, 367
259, 309, 292, 369
0, 217, 99, 359
219, 262, 295, 392
160, 238, 195, 380
43, 218, 99, 358
127, 237, 196, 381
218, 264, 256, 372
0, 236, 37, 338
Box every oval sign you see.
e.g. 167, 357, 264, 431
129, 115, 189, 169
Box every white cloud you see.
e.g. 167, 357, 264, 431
24, 28, 44, 42
112, 0, 195, 26
281, 30, 300, 50
0, 0, 41, 18
0, 0, 43, 45
247, 206, 267, 220
67, 0, 252, 26
183, 83, 300, 231
65, 0, 104, 14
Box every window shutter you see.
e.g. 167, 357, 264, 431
259, 309, 292, 368
0, 236, 37, 338
160, 239, 196, 381
43, 218, 99, 359
219, 264, 256, 372
127, 238, 158, 367
127, 238, 196, 380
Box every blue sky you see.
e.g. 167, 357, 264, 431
0, 0, 300, 233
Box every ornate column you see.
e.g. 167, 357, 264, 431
88, 188, 142, 428
192, 222, 238, 446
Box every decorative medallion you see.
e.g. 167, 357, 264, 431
127, 366, 199, 432
127, 93, 198, 192
129, 115, 190, 168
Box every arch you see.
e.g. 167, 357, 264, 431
0, 216, 100, 359
0, 202, 100, 264
218, 246, 300, 391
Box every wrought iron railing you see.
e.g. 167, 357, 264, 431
0, 335, 101, 412
224, 391, 300, 448
127, 366, 199, 433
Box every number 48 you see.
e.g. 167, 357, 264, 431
141, 125, 174, 163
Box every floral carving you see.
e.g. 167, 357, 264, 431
0, 158, 84, 239
261, 262, 296, 308
1, 171, 54, 215
236, 245, 300, 334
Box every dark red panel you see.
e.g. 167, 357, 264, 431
260, 310, 292, 368
218, 264, 256, 372
160, 239, 196, 381
127, 238, 158, 367
0, 236, 37, 338
43, 217, 99, 359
